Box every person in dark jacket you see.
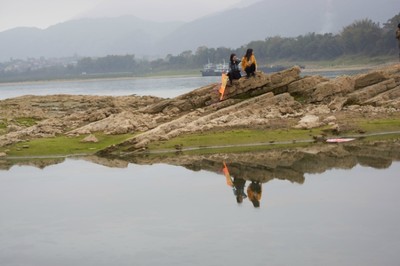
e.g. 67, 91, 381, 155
227, 53, 241, 85
232, 176, 247, 204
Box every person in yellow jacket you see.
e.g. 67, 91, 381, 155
241, 48, 257, 78
247, 180, 262, 208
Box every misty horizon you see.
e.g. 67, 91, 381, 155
0, 0, 398, 62
0, 0, 256, 32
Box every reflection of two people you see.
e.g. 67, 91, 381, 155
223, 162, 262, 208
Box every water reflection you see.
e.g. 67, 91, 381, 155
223, 161, 263, 207
223, 162, 247, 204
2, 139, 400, 176
1, 140, 400, 265
2, 139, 399, 210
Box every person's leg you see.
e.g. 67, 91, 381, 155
228, 72, 233, 85
249, 64, 256, 76
233, 71, 241, 80
245, 67, 251, 78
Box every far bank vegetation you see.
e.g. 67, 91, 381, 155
1, 13, 400, 82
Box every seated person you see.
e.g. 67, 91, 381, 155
241, 48, 257, 78
227, 53, 241, 85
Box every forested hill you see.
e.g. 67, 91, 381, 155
1, 12, 399, 83
0, 0, 398, 61
157, 0, 399, 55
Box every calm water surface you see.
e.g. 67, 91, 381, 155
0, 69, 369, 100
0, 76, 220, 100
0, 159, 399, 266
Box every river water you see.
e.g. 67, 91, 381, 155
0, 76, 221, 100
1, 70, 399, 265
1, 156, 399, 266
0, 69, 369, 100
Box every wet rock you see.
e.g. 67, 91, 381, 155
81, 134, 98, 143
294, 114, 321, 129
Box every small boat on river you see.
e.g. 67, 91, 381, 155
201, 61, 229, 76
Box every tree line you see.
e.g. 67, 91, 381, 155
1, 13, 399, 81
168, 13, 400, 67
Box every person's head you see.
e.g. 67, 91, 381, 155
245, 48, 253, 60
230, 53, 237, 63
236, 195, 244, 204
251, 199, 260, 208
398, 23, 400, 29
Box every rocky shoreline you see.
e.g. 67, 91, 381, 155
1, 64, 400, 157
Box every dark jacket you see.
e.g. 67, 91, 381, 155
229, 60, 241, 73
228, 60, 241, 81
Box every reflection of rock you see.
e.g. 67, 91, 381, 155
2, 140, 399, 191
0, 155, 131, 170
115, 139, 400, 185
344, 140, 400, 169
356, 156, 392, 169
0, 158, 65, 171
81, 155, 129, 168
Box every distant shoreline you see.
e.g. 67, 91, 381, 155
0, 73, 202, 86
1, 62, 398, 85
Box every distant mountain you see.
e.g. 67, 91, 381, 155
157, 0, 399, 55
0, 16, 183, 61
0, 0, 398, 61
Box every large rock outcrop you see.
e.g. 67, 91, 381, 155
100, 64, 400, 155
1, 64, 400, 155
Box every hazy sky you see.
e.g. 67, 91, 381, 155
0, 0, 250, 32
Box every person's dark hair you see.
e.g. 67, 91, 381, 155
251, 199, 260, 208
230, 53, 236, 63
398, 23, 400, 28
245, 48, 253, 60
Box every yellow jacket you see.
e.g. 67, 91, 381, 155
241, 55, 257, 70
